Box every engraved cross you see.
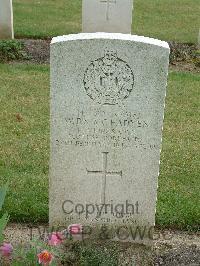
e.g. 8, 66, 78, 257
100, 0, 117, 21
87, 152, 122, 204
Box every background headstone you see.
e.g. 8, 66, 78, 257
50, 33, 170, 243
0, 0, 14, 39
82, 0, 133, 33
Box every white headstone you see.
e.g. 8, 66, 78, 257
82, 0, 133, 34
0, 0, 14, 39
50, 33, 170, 243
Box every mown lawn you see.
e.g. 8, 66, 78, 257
13, 0, 200, 43
0, 64, 199, 229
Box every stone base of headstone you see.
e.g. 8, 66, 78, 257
0, 0, 14, 39
0, 26, 14, 39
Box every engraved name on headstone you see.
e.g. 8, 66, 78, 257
82, 0, 133, 33
0, 0, 14, 39
50, 33, 170, 243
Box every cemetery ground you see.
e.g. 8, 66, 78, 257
0, 61, 199, 265
0, 63, 199, 226
0, 0, 200, 265
13, 0, 200, 43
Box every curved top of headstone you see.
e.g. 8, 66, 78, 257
51, 33, 169, 49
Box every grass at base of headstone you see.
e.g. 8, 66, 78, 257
13, 0, 199, 43
63, 240, 152, 266
0, 64, 199, 229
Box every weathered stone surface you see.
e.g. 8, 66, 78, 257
50, 33, 169, 243
0, 0, 14, 39
82, 0, 133, 34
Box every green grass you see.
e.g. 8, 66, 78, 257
0, 40, 27, 62
13, 0, 200, 43
13, 0, 82, 38
0, 64, 199, 229
133, 0, 200, 43
0, 64, 49, 222
157, 72, 200, 229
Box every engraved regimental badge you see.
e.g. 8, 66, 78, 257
84, 50, 134, 105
